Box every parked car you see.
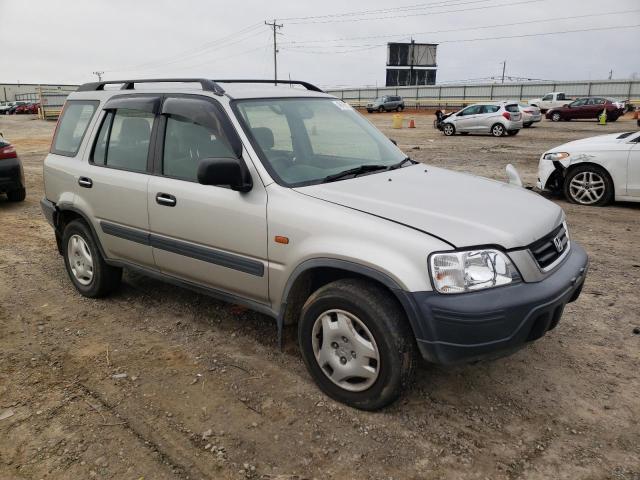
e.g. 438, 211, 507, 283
538, 131, 640, 206
440, 102, 523, 136
0, 101, 23, 114
40, 78, 588, 410
0, 134, 26, 201
366, 95, 404, 113
0, 102, 11, 114
518, 103, 542, 127
546, 97, 625, 122
14, 102, 39, 114
529, 92, 573, 112
6, 101, 30, 115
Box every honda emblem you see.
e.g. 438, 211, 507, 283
553, 236, 564, 253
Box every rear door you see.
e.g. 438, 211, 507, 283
586, 98, 606, 119
75, 95, 159, 268
147, 95, 269, 303
479, 105, 501, 132
627, 138, 640, 197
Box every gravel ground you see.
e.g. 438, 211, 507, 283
0, 112, 638, 480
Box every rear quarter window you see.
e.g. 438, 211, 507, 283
51, 100, 99, 156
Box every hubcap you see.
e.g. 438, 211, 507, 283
553, 113, 560, 121
493, 125, 504, 136
569, 171, 605, 205
444, 125, 453, 135
67, 234, 94, 286
311, 309, 380, 392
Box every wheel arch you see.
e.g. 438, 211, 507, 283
53, 205, 108, 259
564, 161, 616, 197
278, 258, 421, 341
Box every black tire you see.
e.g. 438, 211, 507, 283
491, 123, 506, 137
398, 105, 404, 112
563, 165, 614, 207
378, 106, 384, 113
7, 187, 26, 202
550, 112, 562, 122
609, 114, 618, 122
62, 219, 122, 297
442, 123, 455, 136
298, 279, 417, 410
366, 110, 373, 113
507, 129, 519, 136
523, 122, 533, 128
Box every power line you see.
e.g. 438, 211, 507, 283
280, 8, 640, 46
287, 0, 544, 24
279, 0, 492, 21
282, 24, 640, 54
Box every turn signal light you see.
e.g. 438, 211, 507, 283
275, 236, 289, 245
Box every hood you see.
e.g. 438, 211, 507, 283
552, 132, 639, 150
295, 165, 563, 249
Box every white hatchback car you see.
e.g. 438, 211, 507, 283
440, 102, 523, 137
538, 131, 640, 206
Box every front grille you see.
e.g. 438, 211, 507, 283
528, 223, 569, 270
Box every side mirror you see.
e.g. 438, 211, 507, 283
197, 157, 252, 192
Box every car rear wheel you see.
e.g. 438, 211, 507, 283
442, 123, 455, 136
298, 279, 417, 410
397, 105, 404, 112
491, 123, 505, 137
7, 187, 26, 202
62, 219, 122, 297
563, 165, 613, 207
551, 112, 562, 122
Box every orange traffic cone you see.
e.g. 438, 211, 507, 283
408, 119, 416, 128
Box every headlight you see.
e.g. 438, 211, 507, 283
543, 152, 570, 161
429, 249, 521, 294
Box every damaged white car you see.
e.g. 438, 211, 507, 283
538, 131, 640, 206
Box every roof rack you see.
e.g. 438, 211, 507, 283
76, 78, 226, 96
213, 79, 324, 93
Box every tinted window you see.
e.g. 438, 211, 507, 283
542, 94, 553, 101
460, 105, 482, 116
571, 99, 587, 107
163, 115, 235, 181
505, 104, 519, 113
481, 105, 500, 113
51, 101, 99, 156
92, 109, 153, 172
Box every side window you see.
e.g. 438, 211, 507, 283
542, 94, 553, 101
572, 99, 586, 107
92, 109, 154, 172
557, 93, 566, 100
163, 115, 235, 182
51, 101, 99, 156
481, 105, 500, 113
460, 105, 481, 116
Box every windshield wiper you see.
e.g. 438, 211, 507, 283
322, 164, 389, 183
386, 156, 416, 170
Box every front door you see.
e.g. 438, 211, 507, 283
627, 141, 640, 197
147, 95, 269, 303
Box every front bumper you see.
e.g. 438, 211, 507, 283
403, 243, 588, 364
0, 157, 24, 193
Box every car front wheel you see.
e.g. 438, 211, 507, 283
62, 219, 122, 297
442, 123, 455, 136
551, 112, 562, 122
378, 106, 384, 113
298, 279, 417, 410
563, 165, 613, 206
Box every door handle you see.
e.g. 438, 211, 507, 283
78, 177, 93, 188
155, 193, 177, 207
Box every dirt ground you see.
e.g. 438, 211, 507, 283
0, 112, 638, 480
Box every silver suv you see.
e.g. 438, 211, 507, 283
41, 78, 588, 410
366, 95, 404, 113
441, 102, 523, 137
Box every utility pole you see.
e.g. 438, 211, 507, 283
608, 69, 613, 80
409, 38, 415, 86
265, 19, 283, 85
501, 60, 506, 84
92, 71, 104, 82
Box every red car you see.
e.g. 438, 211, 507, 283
546, 97, 625, 122
14, 102, 39, 114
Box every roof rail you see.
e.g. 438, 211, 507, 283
213, 79, 324, 93
76, 78, 226, 96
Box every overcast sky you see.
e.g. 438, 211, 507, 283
1, 0, 639, 87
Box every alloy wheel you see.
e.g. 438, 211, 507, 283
569, 171, 606, 205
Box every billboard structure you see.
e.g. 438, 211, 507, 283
386, 41, 437, 87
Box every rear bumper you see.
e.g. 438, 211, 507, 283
403, 243, 588, 364
0, 157, 24, 192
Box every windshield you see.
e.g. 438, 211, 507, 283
234, 98, 405, 186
